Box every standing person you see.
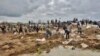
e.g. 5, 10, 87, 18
33, 25, 36, 31
45, 28, 52, 38
0, 25, 6, 34
77, 26, 82, 35
97, 21, 100, 28
19, 25, 23, 34
36, 26, 39, 33
80, 20, 84, 26
63, 26, 70, 39
65, 28, 70, 39
12, 26, 17, 33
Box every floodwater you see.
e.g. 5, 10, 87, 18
18, 46, 100, 56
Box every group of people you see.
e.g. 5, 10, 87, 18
0, 23, 41, 34
45, 18, 100, 39
0, 18, 100, 40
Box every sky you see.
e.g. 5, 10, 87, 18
0, 0, 100, 23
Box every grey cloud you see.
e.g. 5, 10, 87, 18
0, 0, 30, 17
0, 0, 100, 22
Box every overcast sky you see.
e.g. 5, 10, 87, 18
0, 0, 100, 22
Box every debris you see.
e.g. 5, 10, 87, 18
36, 38, 46, 42
70, 33, 76, 37
64, 34, 66, 39
14, 32, 18, 35
62, 39, 73, 45
51, 30, 57, 35
96, 35, 100, 40
2, 45, 10, 49
92, 25, 99, 28
21, 36, 24, 39
59, 29, 65, 35
86, 25, 92, 29
81, 43, 88, 49
64, 45, 75, 50
94, 44, 100, 49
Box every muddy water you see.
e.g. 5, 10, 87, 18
18, 46, 100, 56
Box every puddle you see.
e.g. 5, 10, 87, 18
18, 46, 100, 56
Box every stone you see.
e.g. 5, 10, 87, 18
96, 35, 100, 40
36, 38, 46, 42
62, 39, 73, 45
81, 43, 88, 48
64, 46, 75, 50
2, 45, 10, 49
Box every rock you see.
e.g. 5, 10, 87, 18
62, 41, 69, 45
76, 35, 81, 38
94, 44, 100, 49
21, 36, 24, 39
71, 29, 77, 33
64, 34, 66, 39
62, 39, 73, 45
51, 30, 57, 35
64, 46, 75, 50
81, 43, 88, 48
92, 25, 99, 28
36, 38, 46, 42
86, 25, 98, 29
2, 45, 10, 49
70, 33, 76, 37
14, 32, 18, 35
59, 29, 65, 35
86, 25, 92, 29
96, 35, 100, 40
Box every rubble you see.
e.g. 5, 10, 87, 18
86, 25, 92, 29
64, 45, 75, 50
70, 33, 76, 37
36, 38, 46, 42
80, 43, 89, 49
0, 33, 64, 56
96, 35, 100, 40
62, 39, 73, 45
0, 24, 99, 56
2, 45, 10, 49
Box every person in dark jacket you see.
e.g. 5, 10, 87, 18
65, 28, 70, 39
36, 26, 39, 33
19, 25, 23, 34
0, 25, 6, 34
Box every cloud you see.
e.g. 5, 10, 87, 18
0, 0, 100, 22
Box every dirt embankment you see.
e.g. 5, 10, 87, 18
0, 33, 64, 56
